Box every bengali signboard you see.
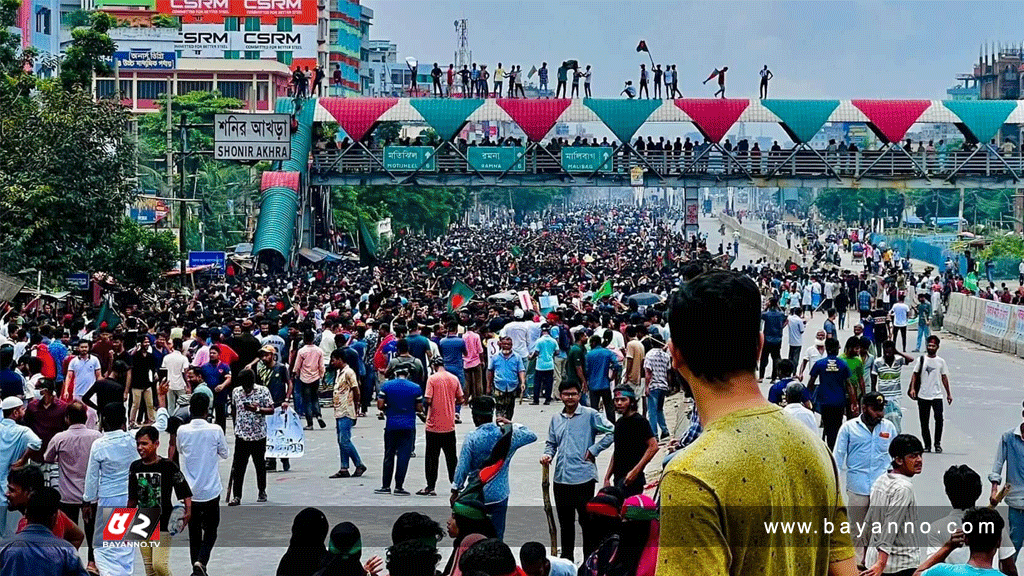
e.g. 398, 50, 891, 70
468, 147, 526, 172
112, 51, 176, 71
188, 251, 226, 274
214, 113, 291, 161
66, 273, 89, 291
983, 301, 1011, 337
1015, 307, 1024, 342
561, 147, 614, 172
383, 147, 437, 172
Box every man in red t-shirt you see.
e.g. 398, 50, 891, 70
8, 467, 84, 549
417, 357, 463, 496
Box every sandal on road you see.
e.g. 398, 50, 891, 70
416, 488, 436, 496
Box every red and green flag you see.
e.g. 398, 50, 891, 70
96, 295, 120, 330
447, 280, 476, 312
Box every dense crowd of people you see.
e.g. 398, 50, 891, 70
0, 205, 1023, 576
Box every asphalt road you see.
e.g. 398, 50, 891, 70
103, 213, 1024, 575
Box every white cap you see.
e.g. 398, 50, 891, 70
514, 308, 524, 319
0, 397, 23, 411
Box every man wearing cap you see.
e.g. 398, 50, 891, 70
834, 391, 897, 564
862, 433, 925, 576
488, 337, 525, 420
451, 395, 536, 539
603, 386, 657, 497
0, 395, 42, 537
796, 330, 827, 381
419, 356, 462, 496
249, 345, 292, 472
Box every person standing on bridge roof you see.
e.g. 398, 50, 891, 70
759, 64, 773, 99
703, 66, 727, 98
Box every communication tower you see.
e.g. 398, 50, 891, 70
454, 19, 471, 69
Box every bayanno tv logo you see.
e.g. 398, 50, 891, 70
101, 508, 161, 548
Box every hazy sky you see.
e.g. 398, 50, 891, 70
365, 0, 1022, 100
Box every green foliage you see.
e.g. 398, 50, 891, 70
150, 14, 181, 28
0, 0, 31, 80
138, 90, 246, 158
101, 219, 179, 286
333, 186, 470, 238
0, 81, 141, 282
979, 235, 1024, 260
479, 187, 568, 220
373, 121, 400, 142
815, 188, 903, 224
59, 12, 116, 92
185, 159, 262, 251
63, 9, 93, 28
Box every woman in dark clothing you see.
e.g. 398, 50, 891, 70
314, 522, 382, 576
442, 499, 497, 575
277, 508, 330, 576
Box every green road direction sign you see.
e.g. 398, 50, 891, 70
468, 147, 527, 172
561, 147, 614, 172
383, 146, 437, 172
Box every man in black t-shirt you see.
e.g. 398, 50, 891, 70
127, 339, 158, 427
128, 426, 192, 574
870, 299, 890, 356
603, 386, 658, 497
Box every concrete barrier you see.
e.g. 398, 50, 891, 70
945, 293, 965, 333
717, 213, 802, 265
944, 294, 1024, 358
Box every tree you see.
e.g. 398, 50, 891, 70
0, 83, 141, 281
59, 12, 116, 92
138, 90, 247, 159
185, 159, 263, 251
100, 219, 178, 286
479, 187, 568, 222
332, 186, 471, 238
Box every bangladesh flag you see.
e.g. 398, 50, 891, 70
591, 279, 613, 302
96, 295, 120, 330
447, 280, 476, 312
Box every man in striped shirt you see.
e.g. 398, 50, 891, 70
871, 341, 914, 433
863, 434, 925, 576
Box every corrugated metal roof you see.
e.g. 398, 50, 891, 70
253, 188, 298, 261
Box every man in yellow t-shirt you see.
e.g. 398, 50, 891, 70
657, 269, 857, 576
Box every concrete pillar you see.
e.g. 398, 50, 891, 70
1015, 191, 1024, 235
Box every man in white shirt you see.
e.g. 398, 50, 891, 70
833, 392, 896, 564
908, 335, 951, 453
175, 394, 229, 576
888, 297, 911, 353
781, 383, 817, 433
161, 339, 191, 410
785, 307, 805, 366
797, 331, 827, 381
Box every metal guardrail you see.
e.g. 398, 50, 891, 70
311, 146, 1024, 182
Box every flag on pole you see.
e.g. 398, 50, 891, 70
528, 65, 538, 78
636, 40, 649, 53
357, 214, 379, 265
591, 279, 613, 302
447, 280, 476, 312
703, 68, 720, 84
96, 295, 120, 330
